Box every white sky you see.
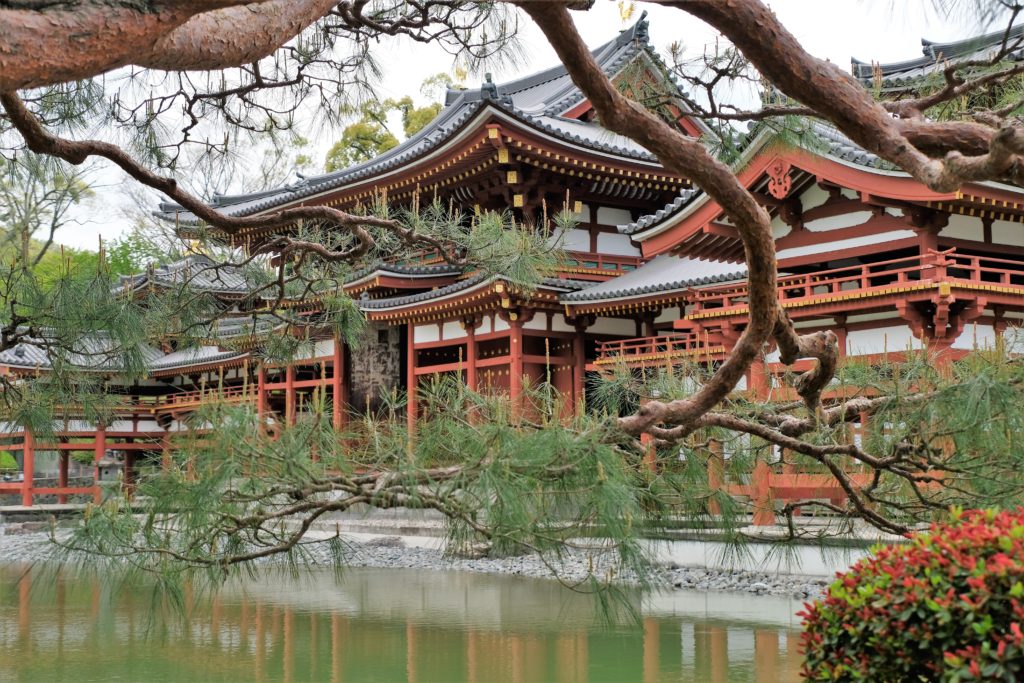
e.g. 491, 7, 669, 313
61, 0, 1000, 250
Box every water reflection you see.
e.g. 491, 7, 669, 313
1, 565, 803, 682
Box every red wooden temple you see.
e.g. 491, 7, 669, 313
3, 18, 1023, 525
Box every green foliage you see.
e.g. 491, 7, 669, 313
0, 451, 16, 472
56, 378, 731, 614
802, 508, 1024, 682
324, 117, 399, 171
105, 226, 176, 275
324, 73, 461, 171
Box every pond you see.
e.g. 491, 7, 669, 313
0, 564, 806, 682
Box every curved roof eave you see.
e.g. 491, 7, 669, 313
618, 124, 915, 244
160, 101, 664, 227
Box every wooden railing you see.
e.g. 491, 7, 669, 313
563, 251, 642, 274
688, 248, 1024, 316
941, 249, 1024, 286
691, 252, 934, 313
595, 333, 727, 366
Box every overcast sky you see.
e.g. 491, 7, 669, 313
62, 0, 1005, 250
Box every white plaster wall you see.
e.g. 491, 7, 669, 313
493, 317, 510, 333
550, 227, 590, 251
550, 313, 577, 333
314, 339, 335, 356
846, 325, 923, 355
595, 206, 633, 225
414, 324, 440, 344
588, 317, 637, 336
477, 317, 492, 335
992, 219, 1024, 247
1004, 325, 1024, 354
596, 231, 641, 256
654, 308, 680, 324
846, 311, 901, 324
777, 230, 915, 260
771, 215, 791, 239
939, 214, 983, 242
804, 210, 873, 233
441, 321, 467, 340
108, 419, 163, 433
952, 323, 997, 351
798, 184, 831, 210
523, 316, 548, 331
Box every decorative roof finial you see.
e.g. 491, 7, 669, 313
481, 73, 499, 101
635, 10, 649, 42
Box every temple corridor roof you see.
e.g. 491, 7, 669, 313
561, 255, 745, 305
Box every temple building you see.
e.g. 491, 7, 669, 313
4, 17, 1024, 517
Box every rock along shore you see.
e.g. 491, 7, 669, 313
0, 522, 830, 600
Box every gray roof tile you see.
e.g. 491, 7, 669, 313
617, 121, 896, 238
157, 16, 663, 225
852, 23, 1024, 89
562, 255, 745, 303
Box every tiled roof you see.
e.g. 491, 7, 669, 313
0, 315, 276, 372
618, 122, 896, 238
561, 255, 745, 304
851, 23, 1024, 89
157, 16, 669, 225
344, 261, 462, 287
116, 254, 255, 295
357, 274, 585, 311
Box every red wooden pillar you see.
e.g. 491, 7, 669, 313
407, 324, 417, 441
748, 358, 768, 399
754, 630, 779, 683
20, 428, 34, 507
93, 424, 106, 504
331, 336, 347, 431
406, 618, 418, 683
510, 318, 524, 419
752, 459, 774, 526
57, 439, 68, 504
465, 323, 478, 392
124, 449, 136, 497
572, 329, 586, 413
642, 618, 659, 683
285, 364, 296, 426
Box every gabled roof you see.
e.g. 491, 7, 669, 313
158, 15, 677, 226
618, 121, 893, 238
851, 22, 1024, 90
561, 254, 745, 305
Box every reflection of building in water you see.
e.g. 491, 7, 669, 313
1, 566, 803, 682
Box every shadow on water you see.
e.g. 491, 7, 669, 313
0, 563, 805, 682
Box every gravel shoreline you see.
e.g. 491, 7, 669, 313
0, 525, 830, 600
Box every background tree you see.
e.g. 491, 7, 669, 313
324, 73, 463, 171
2, 0, 1024, 585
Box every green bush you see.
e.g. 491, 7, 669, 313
0, 451, 17, 472
802, 508, 1024, 682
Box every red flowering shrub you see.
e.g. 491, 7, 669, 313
801, 508, 1024, 682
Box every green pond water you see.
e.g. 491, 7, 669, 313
1, 564, 805, 682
